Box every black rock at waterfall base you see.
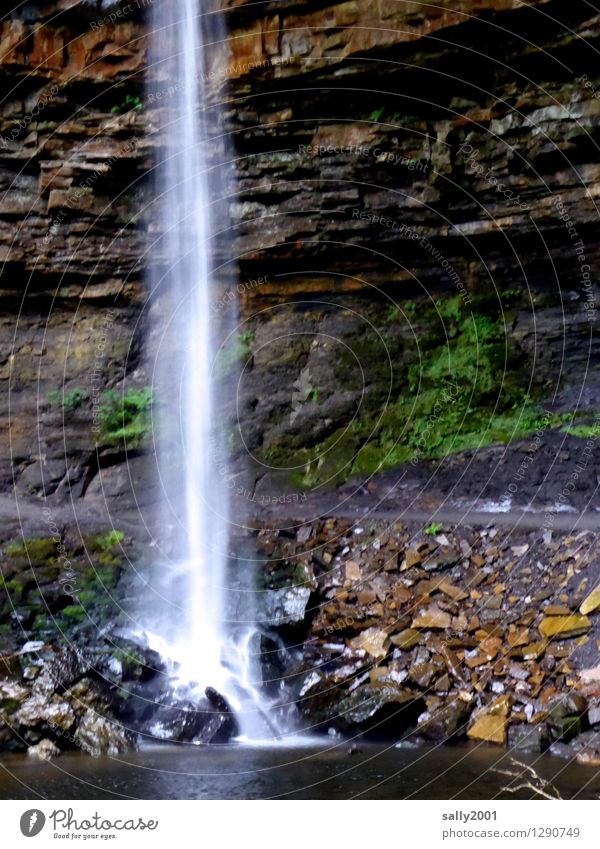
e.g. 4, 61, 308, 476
141, 687, 239, 746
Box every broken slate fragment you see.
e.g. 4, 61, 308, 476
350, 627, 389, 659
412, 605, 452, 630
539, 615, 591, 640
580, 586, 600, 615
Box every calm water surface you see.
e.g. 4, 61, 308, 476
0, 742, 598, 800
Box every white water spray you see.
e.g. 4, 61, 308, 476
146, 0, 280, 739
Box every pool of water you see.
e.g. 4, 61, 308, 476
0, 741, 598, 800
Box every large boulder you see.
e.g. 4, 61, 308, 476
141, 687, 239, 745
263, 586, 312, 627
74, 710, 135, 757
300, 675, 424, 738
417, 698, 471, 742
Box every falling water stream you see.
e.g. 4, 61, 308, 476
145, 0, 280, 741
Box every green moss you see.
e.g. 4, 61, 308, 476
257, 293, 600, 491
94, 530, 125, 551
111, 93, 143, 115
4, 578, 26, 596
0, 697, 21, 713
367, 107, 420, 127
112, 647, 144, 666
109, 647, 147, 680
214, 331, 254, 378
500, 289, 521, 304
31, 614, 51, 632
77, 562, 121, 595
75, 589, 100, 606
263, 559, 314, 591
561, 422, 600, 439
287, 295, 571, 488
81, 532, 125, 573
59, 605, 86, 621
47, 388, 88, 411
98, 388, 153, 448
385, 305, 400, 323
4, 538, 57, 565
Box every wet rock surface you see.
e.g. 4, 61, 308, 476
0, 644, 137, 755
0, 527, 136, 655
136, 690, 239, 747
0, 637, 243, 754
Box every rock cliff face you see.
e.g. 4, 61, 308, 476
219, 0, 600, 500
0, 0, 595, 506
0, 2, 148, 499
1, 0, 599, 507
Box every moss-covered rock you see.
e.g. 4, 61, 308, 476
268, 294, 570, 488
0, 530, 128, 647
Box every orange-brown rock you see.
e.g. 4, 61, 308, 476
412, 605, 452, 630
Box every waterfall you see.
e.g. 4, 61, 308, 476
145, 0, 279, 740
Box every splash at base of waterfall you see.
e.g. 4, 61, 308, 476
137, 539, 290, 740
144, 628, 284, 741
145, 0, 284, 741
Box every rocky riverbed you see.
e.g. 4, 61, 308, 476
254, 517, 600, 761
2, 507, 600, 764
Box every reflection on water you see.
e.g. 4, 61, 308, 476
0, 743, 599, 800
